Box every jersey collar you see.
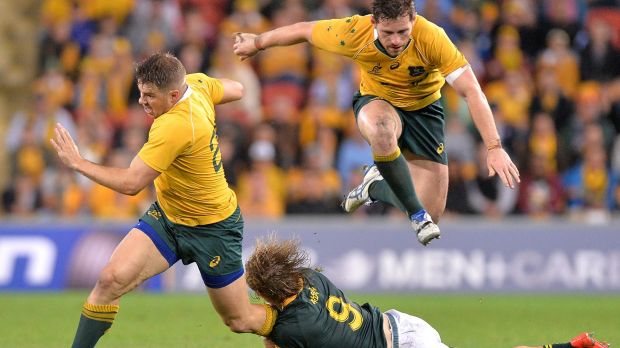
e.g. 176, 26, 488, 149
281, 278, 305, 308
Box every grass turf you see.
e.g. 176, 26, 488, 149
0, 292, 617, 347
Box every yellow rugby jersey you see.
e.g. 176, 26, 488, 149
138, 73, 237, 226
311, 15, 468, 111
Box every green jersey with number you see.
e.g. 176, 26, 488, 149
269, 269, 386, 348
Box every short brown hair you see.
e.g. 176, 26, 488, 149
245, 236, 309, 307
372, 0, 415, 21
135, 52, 186, 90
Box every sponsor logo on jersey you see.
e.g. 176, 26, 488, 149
390, 62, 400, 70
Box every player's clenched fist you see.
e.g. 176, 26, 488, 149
232, 32, 260, 61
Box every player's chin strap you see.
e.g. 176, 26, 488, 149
256, 304, 278, 336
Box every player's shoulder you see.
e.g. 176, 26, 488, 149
412, 15, 445, 39
185, 73, 216, 88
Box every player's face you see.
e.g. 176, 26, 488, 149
373, 15, 414, 57
137, 82, 174, 118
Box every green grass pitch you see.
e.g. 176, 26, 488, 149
0, 292, 617, 347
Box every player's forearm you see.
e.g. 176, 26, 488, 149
74, 160, 142, 196
465, 90, 501, 148
256, 22, 313, 49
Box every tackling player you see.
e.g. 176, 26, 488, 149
245, 236, 449, 348
233, 0, 520, 245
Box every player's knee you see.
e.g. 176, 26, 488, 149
96, 268, 128, 295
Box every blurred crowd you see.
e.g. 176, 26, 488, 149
3, 0, 620, 223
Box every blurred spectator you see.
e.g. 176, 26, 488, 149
125, 0, 180, 56
578, 18, 620, 82
559, 82, 616, 169
220, 0, 270, 35
529, 69, 575, 131
445, 155, 475, 216
236, 139, 286, 218
541, 0, 582, 42
517, 153, 564, 218
563, 145, 619, 223
286, 143, 342, 214
6, 89, 76, 156
537, 29, 580, 98
38, 20, 81, 78
528, 112, 559, 173
498, 0, 545, 57
484, 69, 532, 132
2, 176, 43, 217
310, 0, 354, 20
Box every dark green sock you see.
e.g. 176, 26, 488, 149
549, 344, 572, 348
374, 150, 424, 216
368, 180, 406, 212
71, 303, 118, 348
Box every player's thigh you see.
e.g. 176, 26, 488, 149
406, 156, 448, 222
94, 229, 169, 293
356, 98, 403, 142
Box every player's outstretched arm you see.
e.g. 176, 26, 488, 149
50, 123, 160, 195
219, 78, 245, 104
449, 67, 520, 189
233, 21, 315, 61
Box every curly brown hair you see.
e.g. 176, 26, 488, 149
245, 236, 309, 307
372, 0, 416, 21
135, 52, 186, 90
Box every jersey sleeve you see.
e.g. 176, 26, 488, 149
137, 115, 191, 172
426, 28, 468, 76
191, 73, 224, 105
311, 15, 367, 58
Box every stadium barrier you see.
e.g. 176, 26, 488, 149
0, 217, 618, 293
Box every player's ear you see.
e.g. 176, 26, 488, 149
169, 89, 181, 102
370, 15, 376, 26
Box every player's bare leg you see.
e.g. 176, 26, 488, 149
73, 229, 170, 348
404, 153, 448, 224
346, 99, 441, 245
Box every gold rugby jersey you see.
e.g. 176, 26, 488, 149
138, 73, 237, 226
311, 15, 468, 111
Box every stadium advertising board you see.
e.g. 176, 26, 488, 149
0, 218, 618, 292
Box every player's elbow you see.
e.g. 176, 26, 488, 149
121, 179, 145, 196
294, 21, 314, 42
229, 81, 245, 101
223, 317, 253, 333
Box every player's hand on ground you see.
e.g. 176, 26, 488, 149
233, 32, 260, 61
50, 123, 83, 170
487, 148, 520, 189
